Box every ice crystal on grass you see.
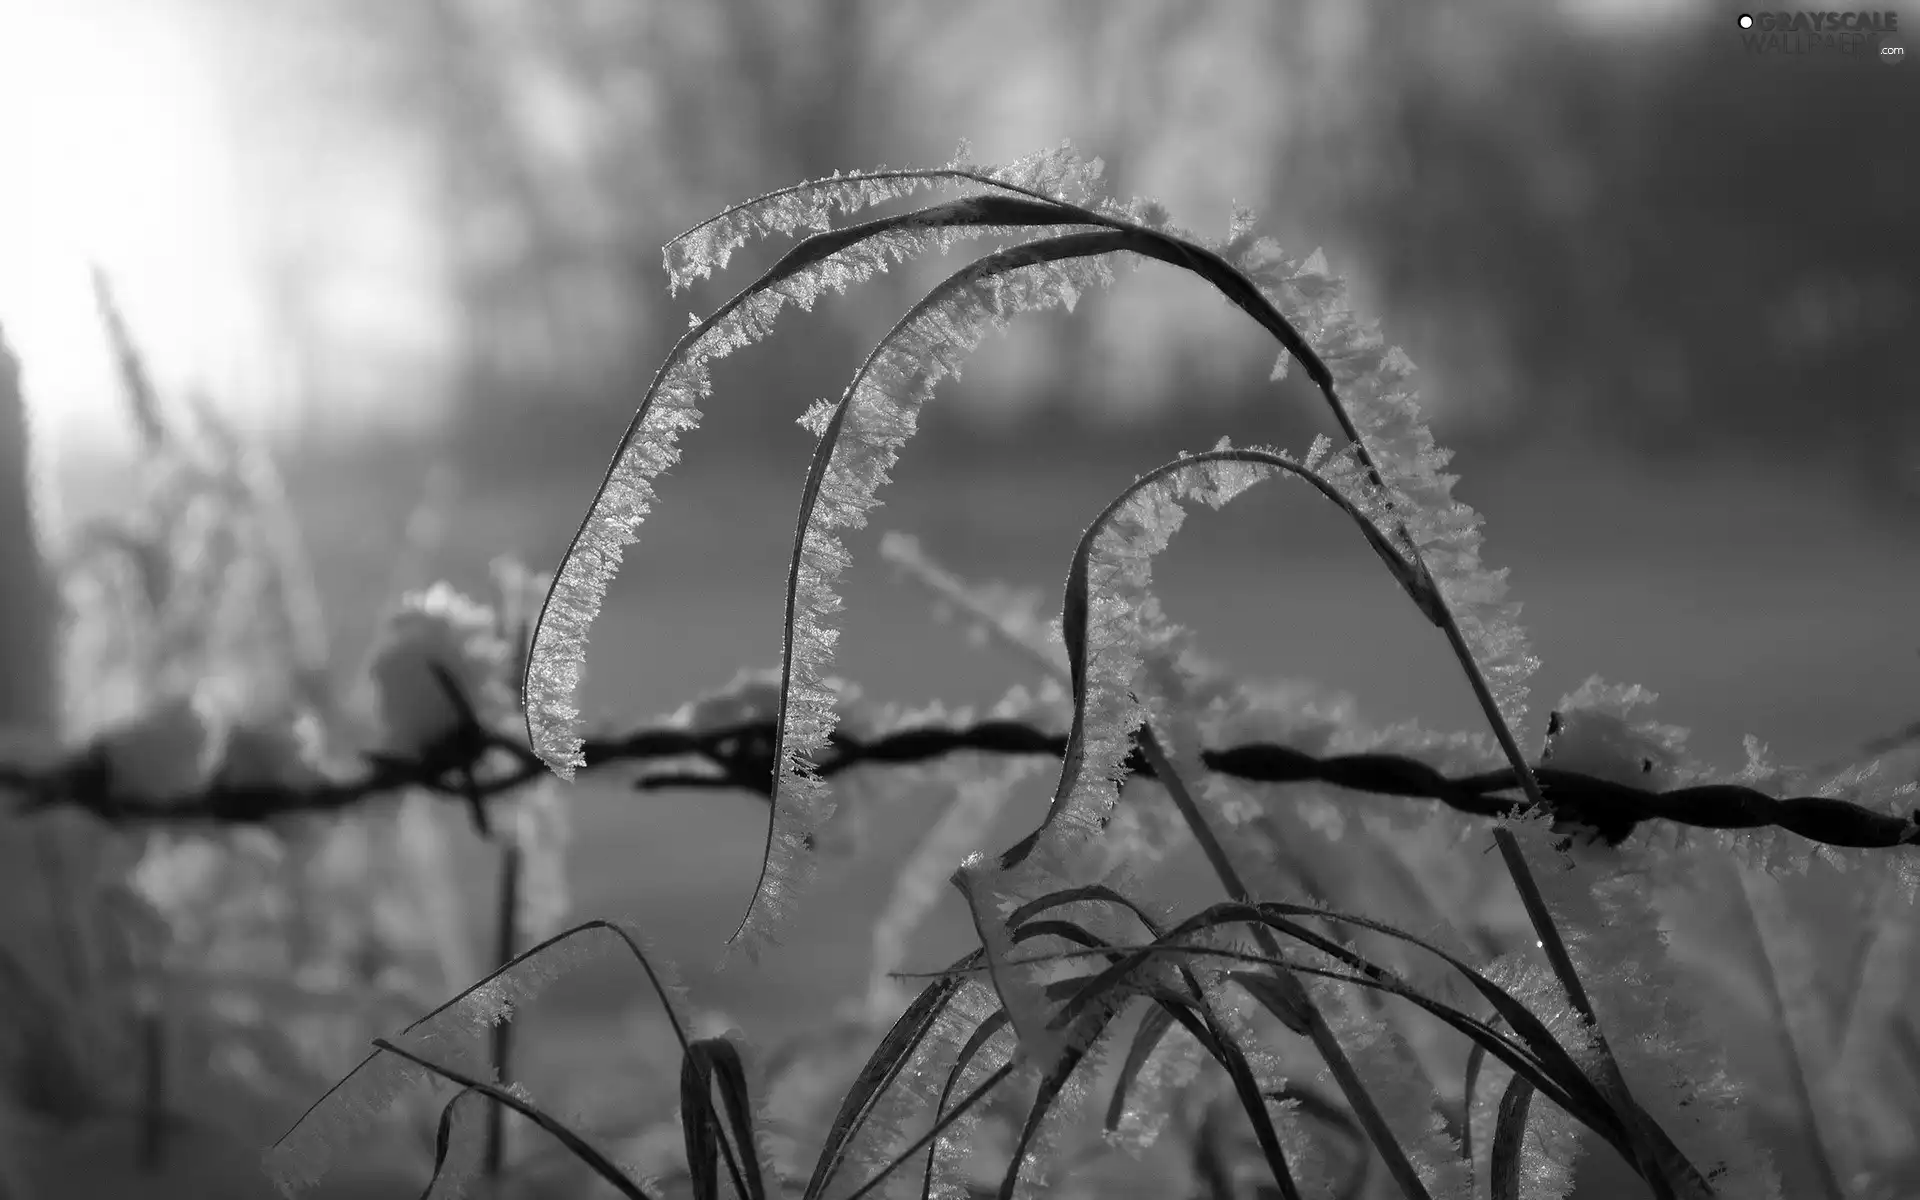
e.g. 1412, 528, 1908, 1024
1507, 802, 1785, 1199
529, 138, 1138, 796
1104, 1010, 1209, 1159
663, 140, 1106, 295
1190, 951, 1336, 1191
528, 150, 1110, 780
924, 1018, 1020, 1200
1472, 954, 1591, 1198
1229, 239, 1539, 740
1308, 972, 1475, 1200
833, 976, 1004, 1200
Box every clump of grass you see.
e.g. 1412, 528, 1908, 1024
251, 141, 1920, 1199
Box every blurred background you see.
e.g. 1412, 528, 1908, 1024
0, 0, 1917, 1194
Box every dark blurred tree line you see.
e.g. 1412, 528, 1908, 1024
193, 0, 1916, 514
1299, 1, 1918, 517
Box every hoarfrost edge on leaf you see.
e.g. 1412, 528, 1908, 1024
525, 142, 1113, 781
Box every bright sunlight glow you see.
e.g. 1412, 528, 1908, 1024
0, 0, 267, 474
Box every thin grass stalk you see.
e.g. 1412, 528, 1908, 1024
369, 1038, 655, 1200
485, 838, 522, 1182
843, 1060, 1020, 1200
1731, 864, 1847, 1200
138, 999, 166, 1172
1184, 206, 1650, 1153
1133, 721, 1433, 1200
1830, 867, 1901, 1069
1427, 578, 1687, 1197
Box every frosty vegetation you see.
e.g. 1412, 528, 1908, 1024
254, 142, 1920, 1199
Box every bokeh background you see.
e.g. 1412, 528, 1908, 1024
0, 0, 1916, 1194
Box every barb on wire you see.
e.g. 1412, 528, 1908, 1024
6, 707, 1916, 854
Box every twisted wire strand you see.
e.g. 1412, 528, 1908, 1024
8, 713, 1915, 852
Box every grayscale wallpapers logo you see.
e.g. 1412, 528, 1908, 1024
1736, 11, 1904, 61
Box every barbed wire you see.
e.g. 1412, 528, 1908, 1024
7, 708, 1916, 853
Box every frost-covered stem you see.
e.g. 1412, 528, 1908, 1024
1427, 583, 1688, 1197
138, 1001, 167, 1172
1135, 721, 1433, 1200
1831, 867, 1899, 1074
485, 838, 521, 1181
1732, 864, 1847, 1200
843, 1060, 1021, 1200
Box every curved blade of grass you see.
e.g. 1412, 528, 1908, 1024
947, 449, 1461, 1200
1182, 994, 1307, 1200
525, 190, 1100, 778
417, 1086, 484, 1200
992, 911, 1234, 1157
682, 1050, 721, 1200
1256, 958, 1588, 1127
921, 1009, 1012, 1200
1462, 1041, 1487, 1172
1075, 227, 1622, 1184
680, 1037, 765, 1200
997, 843, 1596, 1163
625, 207, 1460, 952
662, 142, 1109, 293
1224, 963, 1449, 1199
1102, 972, 1309, 1199
1227, 969, 1315, 1038
1270, 1083, 1372, 1200
926, 908, 1592, 1132
1132, 638, 1467, 1198
1006, 883, 1169, 937
803, 949, 986, 1200
1001, 445, 1423, 870
1029, 928, 1323, 1199
370, 1039, 654, 1200
985, 928, 1620, 1193
1230, 900, 1702, 1191
1489, 1074, 1535, 1200
577, 182, 1486, 960
967, 911, 1622, 1157
1188, 903, 1621, 1137
265, 918, 691, 1194
996, 917, 1326, 1198
734, 230, 1119, 958
843, 1061, 1022, 1200
1174, 903, 1694, 1185
1104, 1003, 1178, 1134
992, 1004, 1124, 1200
